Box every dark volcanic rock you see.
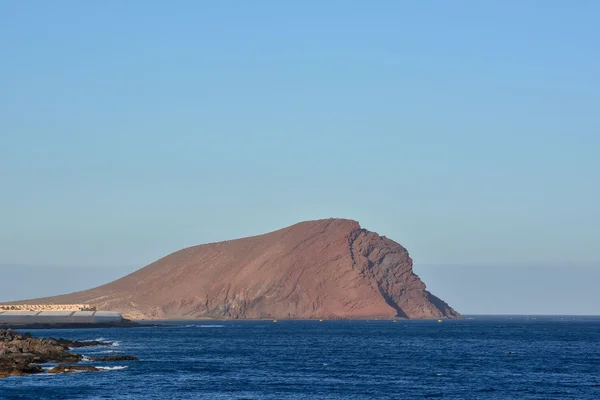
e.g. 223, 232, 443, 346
14, 219, 460, 320
1, 329, 81, 377
0, 329, 138, 378
0, 330, 82, 364
48, 364, 99, 374
0, 357, 43, 378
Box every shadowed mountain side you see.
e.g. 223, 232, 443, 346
14, 219, 460, 320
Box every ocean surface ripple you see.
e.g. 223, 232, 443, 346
1, 316, 599, 399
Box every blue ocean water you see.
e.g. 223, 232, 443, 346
1, 317, 599, 399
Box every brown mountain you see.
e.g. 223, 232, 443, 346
19, 219, 459, 320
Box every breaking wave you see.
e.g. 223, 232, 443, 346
97, 366, 128, 371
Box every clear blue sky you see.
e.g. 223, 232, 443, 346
1, 1, 598, 269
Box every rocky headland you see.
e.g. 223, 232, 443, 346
14, 219, 460, 320
0, 329, 138, 378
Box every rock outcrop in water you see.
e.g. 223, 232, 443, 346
17, 219, 459, 320
0, 329, 137, 378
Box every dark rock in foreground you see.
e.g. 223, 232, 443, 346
0, 329, 137, 378
0, 357, 43, 378
47, 364, 99, 374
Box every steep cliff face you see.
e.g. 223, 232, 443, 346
19, 219, 459, 320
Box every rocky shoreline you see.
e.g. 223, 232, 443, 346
0, 329, 138, 378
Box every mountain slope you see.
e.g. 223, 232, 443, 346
17, 219, 460, 320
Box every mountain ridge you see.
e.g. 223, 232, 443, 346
13, 218, 460, 320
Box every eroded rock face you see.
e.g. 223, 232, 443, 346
47, 364, 99, 374
18, 219, 459, 320
0, 329, 138, 378
0, 356, 43, 378
0, 330, 83, 365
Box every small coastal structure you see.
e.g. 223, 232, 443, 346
0, 304, 125, 327
0, 310, 123, 325
0, 304, 96, 312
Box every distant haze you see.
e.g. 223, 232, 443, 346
416, 263, 600, 316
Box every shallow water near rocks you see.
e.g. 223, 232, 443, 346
1, 317, 599, 399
